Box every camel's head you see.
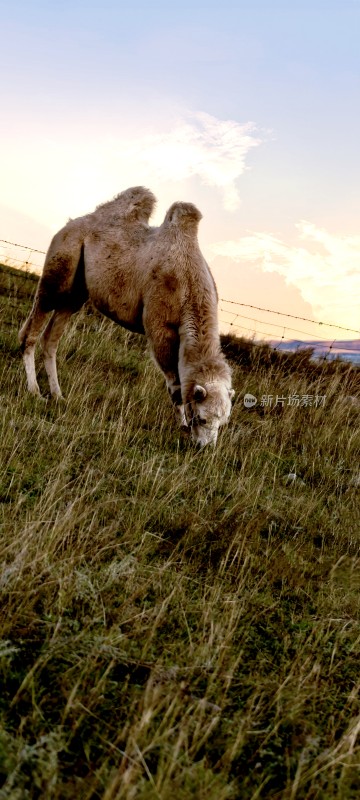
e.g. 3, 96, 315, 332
185, 381, 235, 447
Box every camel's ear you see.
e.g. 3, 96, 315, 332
194, 384, 207, 402
229, 389, 235, 401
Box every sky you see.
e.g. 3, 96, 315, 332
1, 0, 359, 341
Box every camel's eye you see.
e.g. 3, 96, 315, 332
190, 413, 207, 428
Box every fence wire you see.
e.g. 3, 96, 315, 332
1, 238, 359, 362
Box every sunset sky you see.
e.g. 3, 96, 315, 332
1, 0, 359, 341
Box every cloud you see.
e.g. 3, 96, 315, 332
120, 112, 261, 211
209, 222, 360, 331
0, 110, 261, 228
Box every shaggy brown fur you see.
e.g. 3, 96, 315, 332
19, 187, 234, 446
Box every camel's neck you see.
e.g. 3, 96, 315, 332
178, 293, 223, 384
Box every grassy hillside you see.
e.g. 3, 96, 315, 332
1, 262, 360, 799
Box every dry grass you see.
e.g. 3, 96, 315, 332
1, 263, 360, 799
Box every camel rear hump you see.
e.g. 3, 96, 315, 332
95, 186, 156, 226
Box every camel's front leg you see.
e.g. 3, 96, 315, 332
144, 317, 187, 429
166, 379, 187, 429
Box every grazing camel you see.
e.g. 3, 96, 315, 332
19, 187, 234, 446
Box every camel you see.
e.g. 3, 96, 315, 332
19, 186, 234, 446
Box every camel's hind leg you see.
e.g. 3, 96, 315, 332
19, 225, 86, 397
19, 302, 50, 396
40, 308, 74, 398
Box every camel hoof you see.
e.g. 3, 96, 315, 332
28, 387, 43, 399
51, 393, 66, 404
30, 393, 47, 403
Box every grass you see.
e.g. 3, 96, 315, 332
0, 262, 360, 799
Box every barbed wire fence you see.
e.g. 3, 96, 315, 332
219, 300, 360, 363
0, 238, 45, 272
2, 238, 360, 363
